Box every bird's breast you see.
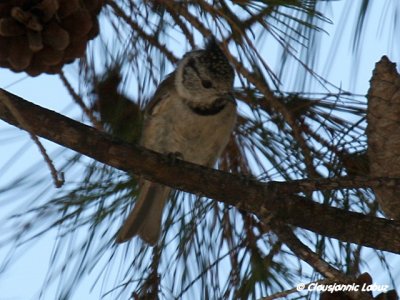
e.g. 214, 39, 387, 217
141, 95, 236, 167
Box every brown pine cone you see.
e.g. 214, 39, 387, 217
35, 46, 64, 66
58, 0, 80, 18
60, 8, 93, 38
8, 35, 33, 70
42, 20, 70, 50
31, 0, 59, 22
0, 0, 104, 75
0, 17, 25, 36
27, 29, 43, 52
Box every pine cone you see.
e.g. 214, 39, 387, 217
367, 56, 400, 219
0, 0, 104, 76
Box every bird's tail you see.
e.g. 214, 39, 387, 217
116, 180, 171, 245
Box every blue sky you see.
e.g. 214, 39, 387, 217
0, 1, 399, 299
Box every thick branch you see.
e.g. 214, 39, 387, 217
0, 89, 400, 253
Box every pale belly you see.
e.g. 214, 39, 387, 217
141, 98, 236, 167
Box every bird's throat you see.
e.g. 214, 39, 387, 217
186, 98, 227, 116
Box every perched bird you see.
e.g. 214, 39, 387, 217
116, 39, 237, 245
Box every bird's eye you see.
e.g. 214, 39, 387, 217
201, 80, 213, 89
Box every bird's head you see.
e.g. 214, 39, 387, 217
175, 38, 235, 104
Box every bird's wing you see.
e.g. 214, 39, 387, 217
145, 72, 176, 116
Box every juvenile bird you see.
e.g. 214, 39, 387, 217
116, 39, 236, 245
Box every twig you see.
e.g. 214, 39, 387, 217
107, 0, 178, 64
273, 224, 347, 279
164, 6, 196, 48
0, 90, 64, 188
229, 55, 318, 177
163, 2, 212, 38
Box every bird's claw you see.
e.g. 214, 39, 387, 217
164, 151, 184, 164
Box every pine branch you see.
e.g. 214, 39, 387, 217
0, 88, 399, 253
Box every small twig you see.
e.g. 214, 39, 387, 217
163, 2, 213, 38
230, 55, 318, 177
274, 224, 346, 279
106, 0, 178, 63
164, 6, 196, 48
0, 90, 64, 188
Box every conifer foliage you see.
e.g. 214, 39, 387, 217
0, 1, 399, 299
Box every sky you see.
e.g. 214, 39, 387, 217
0, 1, 399, 299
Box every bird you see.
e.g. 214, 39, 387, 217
116, 38, 237, 245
